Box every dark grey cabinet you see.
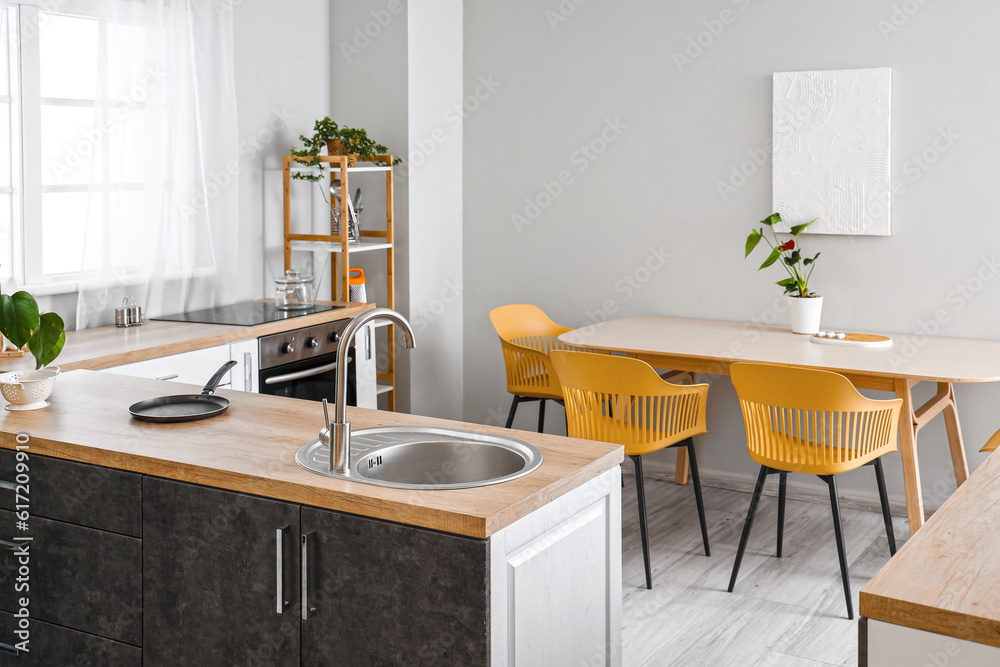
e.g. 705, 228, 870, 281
143, 479, 490, 666
142, 477, 301, 667
0, 612, 141, 666
0, 452, 142, 664
300, 507, 489, 666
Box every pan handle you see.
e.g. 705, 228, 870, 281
201, 360, 238, 396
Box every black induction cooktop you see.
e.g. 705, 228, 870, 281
153, 301, 346, 327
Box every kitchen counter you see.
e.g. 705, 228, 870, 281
0, 300, 373, 373
0, 370, 623, 538
860, 449, 1000, 662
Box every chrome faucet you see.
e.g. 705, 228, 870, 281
321, 307, 416, 474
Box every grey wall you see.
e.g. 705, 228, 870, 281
462, 0, 1000, 509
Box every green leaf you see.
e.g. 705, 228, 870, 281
27, 312, 65, 370
783, 250, 801, 266
760, 213, 781, 227
745, 229, 763, 257
803, 252, 821, 266
775, 278, 796, 287
758, 247, 781, 270
0, 291, 40, 349
789, 219, 815, 236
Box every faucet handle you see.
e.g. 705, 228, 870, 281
322, 398, 331, 428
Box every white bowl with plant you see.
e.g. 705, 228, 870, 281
0, 290, 66, 410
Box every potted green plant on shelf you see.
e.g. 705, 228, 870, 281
745, 212, 823, 334
0, 289, 66, 410
289, 117, 402, 183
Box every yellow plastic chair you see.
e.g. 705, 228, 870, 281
727, 363, 902, 620
980, 428, 1000, 452
489, 304, 575, 432
550, 350, 711, 589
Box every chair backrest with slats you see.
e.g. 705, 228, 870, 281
551, 350, 709, 456
730, 363, 901, 475
489, 304, 575, 400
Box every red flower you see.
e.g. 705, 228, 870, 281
779, 240, 795, 252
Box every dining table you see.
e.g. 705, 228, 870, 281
559, 317, 1000, 533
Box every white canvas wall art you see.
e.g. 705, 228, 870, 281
772, 67, 892, 236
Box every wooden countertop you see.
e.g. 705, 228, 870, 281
0, 370, 624, 539
0, 301, 373, 373
860, 450, 1000, 647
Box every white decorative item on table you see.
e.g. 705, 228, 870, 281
772, 67, 892, 236
787, 295, 824, 335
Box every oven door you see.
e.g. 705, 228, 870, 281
258, 349, 357, 405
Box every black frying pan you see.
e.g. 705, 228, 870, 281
129, 361, 237, 423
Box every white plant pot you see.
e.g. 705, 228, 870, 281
787, 295, 823, 335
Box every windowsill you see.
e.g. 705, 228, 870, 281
22, 267, 217, 298
20, 281, 79, 296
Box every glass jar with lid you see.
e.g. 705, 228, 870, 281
274, 269, 316, 310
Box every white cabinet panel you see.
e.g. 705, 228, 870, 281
100, 344, 234, 388
354, 323, 377, 409
491, 467, 622, 666
228, 339, 259, 393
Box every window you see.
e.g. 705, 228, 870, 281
1, 2, 163, 287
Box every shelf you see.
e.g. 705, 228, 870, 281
290, 240, 392, 254
376, 382, 394, 396
288, 165, 392, 173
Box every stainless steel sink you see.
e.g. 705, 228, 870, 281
295, 426, 544, 490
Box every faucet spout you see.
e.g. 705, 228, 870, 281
328, 307, 416, 474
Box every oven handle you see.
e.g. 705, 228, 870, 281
263, 360, 339, 386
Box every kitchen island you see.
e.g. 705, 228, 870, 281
860, 449, 1000, 665
0, 370, 623, 665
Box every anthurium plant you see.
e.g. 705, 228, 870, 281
0, 291, 66, 369
745, 212, 820, 297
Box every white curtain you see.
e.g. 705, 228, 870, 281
68, 0, 240, 328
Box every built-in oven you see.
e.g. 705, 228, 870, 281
258, 318, 376, 408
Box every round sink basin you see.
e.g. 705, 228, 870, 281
295, 426, 544, 490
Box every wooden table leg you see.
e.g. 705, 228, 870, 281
942, 383, 969, 488
894, 378, 925, 533
674, 447, 690, 486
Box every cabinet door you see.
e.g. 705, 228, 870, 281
142, 478, 300, 667
230, 338, 260, 392
0, 511, 142, 646
99, 344, 233, 387
300, 507, 489, 666
0, 611, 142, 666
0, 450, 142, 537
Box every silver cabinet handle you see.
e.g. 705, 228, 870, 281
0, 538, 21, 551
155, 374, 179, 381
301, 530, 317, 620
264, 360, 338, 386
0, 481, 15, 491
276, 526, 290, 614
244, 352, 253, 392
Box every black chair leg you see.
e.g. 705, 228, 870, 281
873, 458, 897, 556
537, 399, 546, 433
631, 455, 653, 590
504, 396, 522, 429
776, 472, 787, 558
728, 465, 769, 593
684, 439, 710, 557
822, 475, 854, 620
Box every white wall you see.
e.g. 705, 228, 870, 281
406, 0, 464, 420
234, 0, 330, 300
462, 0, 1000, 510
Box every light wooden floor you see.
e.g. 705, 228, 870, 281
620, 467, 906, 667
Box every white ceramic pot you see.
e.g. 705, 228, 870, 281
787, 295, 823, 335
0, 367, 60, 410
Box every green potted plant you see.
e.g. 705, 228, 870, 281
289, 117, 401, 183
745, 212, 823, 334
0, 290, 66, 410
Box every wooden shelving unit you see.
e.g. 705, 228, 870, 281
282, 154, 397, 410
